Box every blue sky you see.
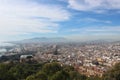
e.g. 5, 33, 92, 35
0, 0, 120, 42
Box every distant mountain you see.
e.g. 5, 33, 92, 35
6, 37, 119, 44
9, 37, 68, 44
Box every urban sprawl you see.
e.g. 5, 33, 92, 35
0, 41, 120, 77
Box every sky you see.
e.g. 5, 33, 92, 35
0, 0, 120, 42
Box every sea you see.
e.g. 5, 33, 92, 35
0, 42, 14, 47
0, 42, 15, 55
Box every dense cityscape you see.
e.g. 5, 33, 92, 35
0, 41, 120, 78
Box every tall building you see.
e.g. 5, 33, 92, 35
53, 45, 58, 55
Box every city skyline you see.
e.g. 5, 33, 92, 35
0, 0, 120, 42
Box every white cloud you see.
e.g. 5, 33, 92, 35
86, 26, 120, 32
68, 0, 120, 12
79, 18, 111, 23
0, 0, 70, 37
68, 26, 120, 33
66, 26, 120, 41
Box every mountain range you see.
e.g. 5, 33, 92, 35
9, 37, 68, 44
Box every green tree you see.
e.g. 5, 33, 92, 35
42, 62, 62, 76
51, 70, 70, 80
63, 65, 75, 72
0, 63, 16, 80
26, 72, 47, 80
103, 62, 120, 80
86, 76, 101, 80
26, 75, 35, 80
69, 71, 87, 80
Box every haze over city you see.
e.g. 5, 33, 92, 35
0, 0, 120, 42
